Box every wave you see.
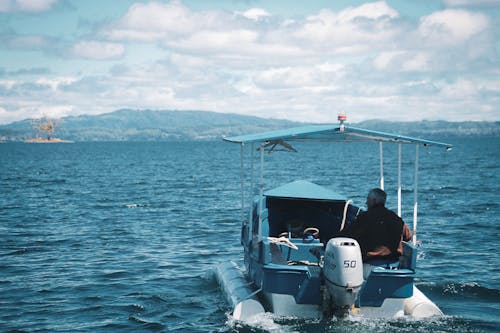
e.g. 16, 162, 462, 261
125, 203, 147, 208
99, 270, 129, 279
2, 248, 28, 256
128, 314, 165, 330
418, 281, 500, 302
27, 178, 67, 185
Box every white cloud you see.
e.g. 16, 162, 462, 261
103, 1, 403, 60
35, 76, 78, 90
0, 1, 499, 124
253, 63, 344, 89
0, 79, 17, 89
373, 51, 431, 72
418, 9, 490, 45
439, 79, 478, 99
0, 0, 58, 12
401, 52, 430, 72
335, 1, 399, 22
373, 51, 405, 70
290, 2, 402, 55
35, 104, 73, 118
240, 8, 271, 21
167, 29, 307, 59
72, 41, 125, 60
0, 106, 23, 125
103, 0, 223, 41
444, 0, 500, 7
170, 29, 258, 52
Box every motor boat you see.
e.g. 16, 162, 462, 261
216, 115, 452, 321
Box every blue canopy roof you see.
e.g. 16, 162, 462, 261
264, 180, 346, 201
224, 124, 452, 149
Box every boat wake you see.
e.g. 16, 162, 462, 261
226, 311, 287, 332
226, 310, 483, 333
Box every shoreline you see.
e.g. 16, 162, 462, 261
24, 138, 73, 143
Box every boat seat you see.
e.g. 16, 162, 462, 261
279, 238, 323, 263
263, 238, 323, 265
269, 243, 288, 265
357, 266, 415, 307
262, 263, 322, 305
399, 241, 417, 270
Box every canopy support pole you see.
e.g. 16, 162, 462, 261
258, 145, 264, 241
412, 145, 419, 246
248, 143, 254, 225
379, 142, 384, 190
398, 144, 402, 217
240, 143, 245, 224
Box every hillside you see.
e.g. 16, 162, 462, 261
355, 119, 500, 137
0, 109, 498, 142
0, 109, 300, 142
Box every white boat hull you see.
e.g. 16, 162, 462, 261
214, 261, 265, 321
216, 261, 442, 322
264, 292, 321, 319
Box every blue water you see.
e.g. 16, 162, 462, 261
1, 138, 499, 332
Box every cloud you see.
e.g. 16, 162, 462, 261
253, 63, 345, 90
0, 0, 58, 12
102, 0, 404, 62
438, 79, 478, 99
0, 32, 65, 56
102, 0, 222, 41
336, 1, 399, 21
0, 1, 499, 124
35, 76, 77, 90
0, 34, 49, 50
0, 67, 50, 76
418, 9, 490, 46
240, 8, 271, 21
71, 41, 125, 60
373, 51, 431, 72
291, 1, 400, 51
443, 0, 500, 7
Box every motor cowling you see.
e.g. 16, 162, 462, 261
323, 237, 364, 309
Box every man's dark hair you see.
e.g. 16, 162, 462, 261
368, 188, 386, 206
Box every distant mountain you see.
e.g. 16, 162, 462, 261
0, 109, 498, 142
0, 109, 300, 142
355, 119, 500, 138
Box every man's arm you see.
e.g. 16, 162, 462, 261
402, 223, 412, 242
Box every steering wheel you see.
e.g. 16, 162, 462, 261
303, 227, 320, 239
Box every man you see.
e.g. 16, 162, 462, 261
340, 188, 412, 264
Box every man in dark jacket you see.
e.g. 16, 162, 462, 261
340, 188, 412, 262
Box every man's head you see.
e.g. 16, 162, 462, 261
366, 188, 386, 209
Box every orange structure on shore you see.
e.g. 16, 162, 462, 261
25, 116, 72, 143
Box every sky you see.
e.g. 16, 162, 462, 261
0, 0, 499, 124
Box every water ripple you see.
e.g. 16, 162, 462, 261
0, 139, 498, 332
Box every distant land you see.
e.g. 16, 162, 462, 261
0, 109, 498, 142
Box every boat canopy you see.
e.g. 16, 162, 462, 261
227, 121, 453, 247
224, 125, 452, 149
264, 180, 346, 201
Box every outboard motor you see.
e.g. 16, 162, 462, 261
323, 238, 363, 313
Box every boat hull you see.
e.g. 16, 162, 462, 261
214, 261, 265, 321
216, 261, 442, 321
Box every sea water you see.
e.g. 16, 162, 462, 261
0, 138, 498, 332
